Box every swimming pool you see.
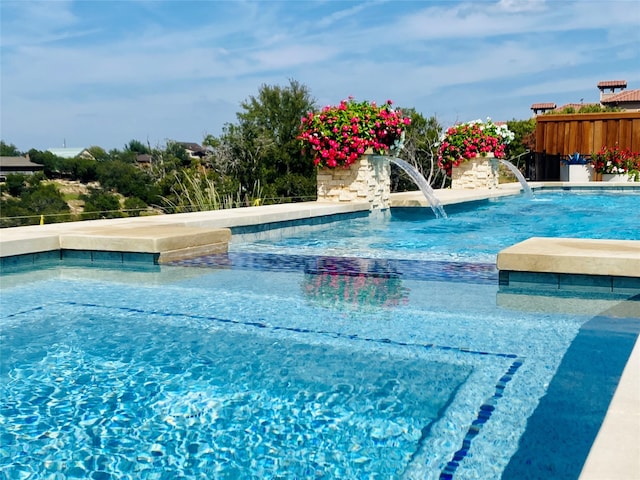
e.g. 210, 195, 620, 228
1, 191, 639, 479
230, 191, 640, 263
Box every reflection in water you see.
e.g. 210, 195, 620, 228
302, 257, 409, 309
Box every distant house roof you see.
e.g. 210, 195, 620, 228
601, 89, 640, 104
178, 142, 205, 152
0, 156, 44, 174
597, 80, 627, 89
47, 147, 94, 159
136, 154, 153, 164
531, 102, 556, 110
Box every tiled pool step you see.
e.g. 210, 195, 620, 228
168, 252, 500, 284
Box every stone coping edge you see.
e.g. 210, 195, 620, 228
497, 237, 640, 278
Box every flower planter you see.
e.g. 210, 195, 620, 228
316, 155, 390, 209
451, 153, 499, 190
560, 163, 593, 182
601, 173, 630, 182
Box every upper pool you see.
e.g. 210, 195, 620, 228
231, 191, 640, 263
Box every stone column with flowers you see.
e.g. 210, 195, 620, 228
437, 119, 514, 190
299, 98, 410, 210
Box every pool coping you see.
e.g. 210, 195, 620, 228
0, 181, 638, 479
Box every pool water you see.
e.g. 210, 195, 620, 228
230, 191, 640, 263
1, 190, 639, 479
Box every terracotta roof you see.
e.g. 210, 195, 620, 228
601, 89, 640, 103
597, 80, 627, 89
531, 102, 556, 109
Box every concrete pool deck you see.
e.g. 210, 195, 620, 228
0, 181, 638, 479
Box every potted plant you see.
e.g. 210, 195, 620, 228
437, 118, 514, 189
299, 97, 410, 168
591, 144, 639, 182
299, 98, 410, 206
559, 152, 594, 182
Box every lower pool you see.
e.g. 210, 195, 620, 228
2, 261, 638, 479
1, 190, 639, 479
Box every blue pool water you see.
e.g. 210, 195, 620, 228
1, 190, 639, 479
231, 191, 640, 263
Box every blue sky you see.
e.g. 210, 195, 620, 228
1, 0, 639, 152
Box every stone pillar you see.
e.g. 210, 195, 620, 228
451, 153, 499, 189
316, 155, 390, 209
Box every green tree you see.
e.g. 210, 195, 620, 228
28, 149, 64, 177
2, 173, 28, 197
21, 183, 70, 217
87, 145, 110, 162
125, 139, 151, 155
62, 157, 99, 183
96, 160, 159, 204
216, 79, 317, 200
81, 188, 123, 219
0, 141, 21, 156
123, 197, 148, 217
505, 118, 536, 160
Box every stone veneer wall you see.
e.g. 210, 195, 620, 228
316, 155, 390, 209
451, 154, 499, 190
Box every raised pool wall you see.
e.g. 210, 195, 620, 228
316, 154, 391, 209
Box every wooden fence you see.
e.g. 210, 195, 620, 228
535, 111, 640, 157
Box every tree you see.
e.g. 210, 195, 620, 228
0, 141, 21, 156
2, 173, 28, 197
125, 139, 151, 155
220, 79, 317, 199
96, 160, 159, 204
393, 109, 445, 190
505, 118, 536, 161
81, 188, 123, 219
87, 145, 110, 162
27, 149, 63, 177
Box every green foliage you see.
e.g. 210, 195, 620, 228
62, 157, 99, 183
230, 79, 317, 199
2, 173, 29, 197
545, 104, 621, 115
505, 118, 536, 160
27, 149, 64, 177
0, 198, 31, 227
123, 197, 148, 217
87, 146, 110, 161
1, 179, 71, 226
160, 169, 221, 213
81, 188, 123, 219
125, 139, 151, 155
164, 141, 192, 168
1, 141, 21, 156
22, 183, 70, 216
96, 160, 159, 204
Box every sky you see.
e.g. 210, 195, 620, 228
1, 0, 639, 153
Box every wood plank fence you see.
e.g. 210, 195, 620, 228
529, 112, 640, 180
535, 111, 640, 157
